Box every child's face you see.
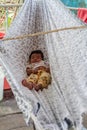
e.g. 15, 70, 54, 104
30, 53, 42, 63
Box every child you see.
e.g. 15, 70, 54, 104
22, 50, 51, 91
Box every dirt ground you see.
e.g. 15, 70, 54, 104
0, 98, 87, 130
0, 99, 33, 130
83, 114, 87, 128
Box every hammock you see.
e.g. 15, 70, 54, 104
0, 0, 87, 130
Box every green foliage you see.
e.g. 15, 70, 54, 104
0, 0, 24, 31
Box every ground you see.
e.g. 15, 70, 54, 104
0, 98, 33, 130
0, 98, 87, 130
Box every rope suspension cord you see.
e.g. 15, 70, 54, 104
66, 6, 78, 10
1, 25, 87, 41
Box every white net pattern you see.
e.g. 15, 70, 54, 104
0, 0, 87, 130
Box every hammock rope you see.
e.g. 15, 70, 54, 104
2, 25, 87, 41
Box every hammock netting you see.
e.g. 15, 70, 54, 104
0, 0, 87, 130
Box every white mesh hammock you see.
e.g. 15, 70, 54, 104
0, 0, 87, 130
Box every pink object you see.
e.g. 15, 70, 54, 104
77, 8, 87, 23
0, 32, 5, 39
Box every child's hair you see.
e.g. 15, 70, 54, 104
29, 50, 44, 60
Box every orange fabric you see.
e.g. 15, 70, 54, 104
77, 8, 87, 23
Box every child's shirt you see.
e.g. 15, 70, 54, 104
26, 60, 49, 70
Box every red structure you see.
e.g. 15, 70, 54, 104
4, 77, 11, 90
0, 32, 11, 94
0, 32, 5, 39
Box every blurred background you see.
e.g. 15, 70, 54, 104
0, 0, 24, 33
0, 0, 87, 33
61, 0, 87, 7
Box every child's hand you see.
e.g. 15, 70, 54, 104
32, 68, 38, 74
38, 66, 50, 73
26, 67, 32, 75
38, 66, 47, 71
33, 66, 46, 74
46, 67, 50, 73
